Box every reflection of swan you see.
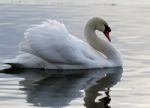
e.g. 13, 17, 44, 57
3, 68, 122, 108
84, 67, 123, 108
3, 17, 122, 69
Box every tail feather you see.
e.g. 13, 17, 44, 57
0, 63, 12, 71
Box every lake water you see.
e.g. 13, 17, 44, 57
0, 0, 150, 108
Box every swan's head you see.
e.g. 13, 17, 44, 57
86, 17, 111, 41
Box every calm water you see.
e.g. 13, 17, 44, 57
0, 0, 150, 108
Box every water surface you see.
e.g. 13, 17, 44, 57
0, 0, 150, 108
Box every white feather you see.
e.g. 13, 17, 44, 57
3, 18, 122, 69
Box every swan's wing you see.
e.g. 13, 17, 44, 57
22, 20, 76, 63
21, 20, 108, 67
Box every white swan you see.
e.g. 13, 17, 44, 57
3, 17, 122, 69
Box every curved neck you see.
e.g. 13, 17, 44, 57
84, 21, 122, 65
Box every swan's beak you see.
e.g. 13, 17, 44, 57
104, 25, 111, 42
104, 30, 111, 42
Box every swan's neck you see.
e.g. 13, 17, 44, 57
84, 22, 122, 65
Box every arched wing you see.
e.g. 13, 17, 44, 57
21, 20, 87, 64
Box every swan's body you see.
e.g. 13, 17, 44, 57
3, 17, 122, 69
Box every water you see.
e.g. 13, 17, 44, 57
0, 0, 150, 108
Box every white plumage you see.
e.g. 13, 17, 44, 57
3, 18, 122, 69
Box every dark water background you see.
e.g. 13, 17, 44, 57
0, 0, 150, 108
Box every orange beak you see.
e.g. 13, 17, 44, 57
104, 25, 111, 42
104, 30, 111, 42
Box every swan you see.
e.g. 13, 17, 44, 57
3, 17, 122, 69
